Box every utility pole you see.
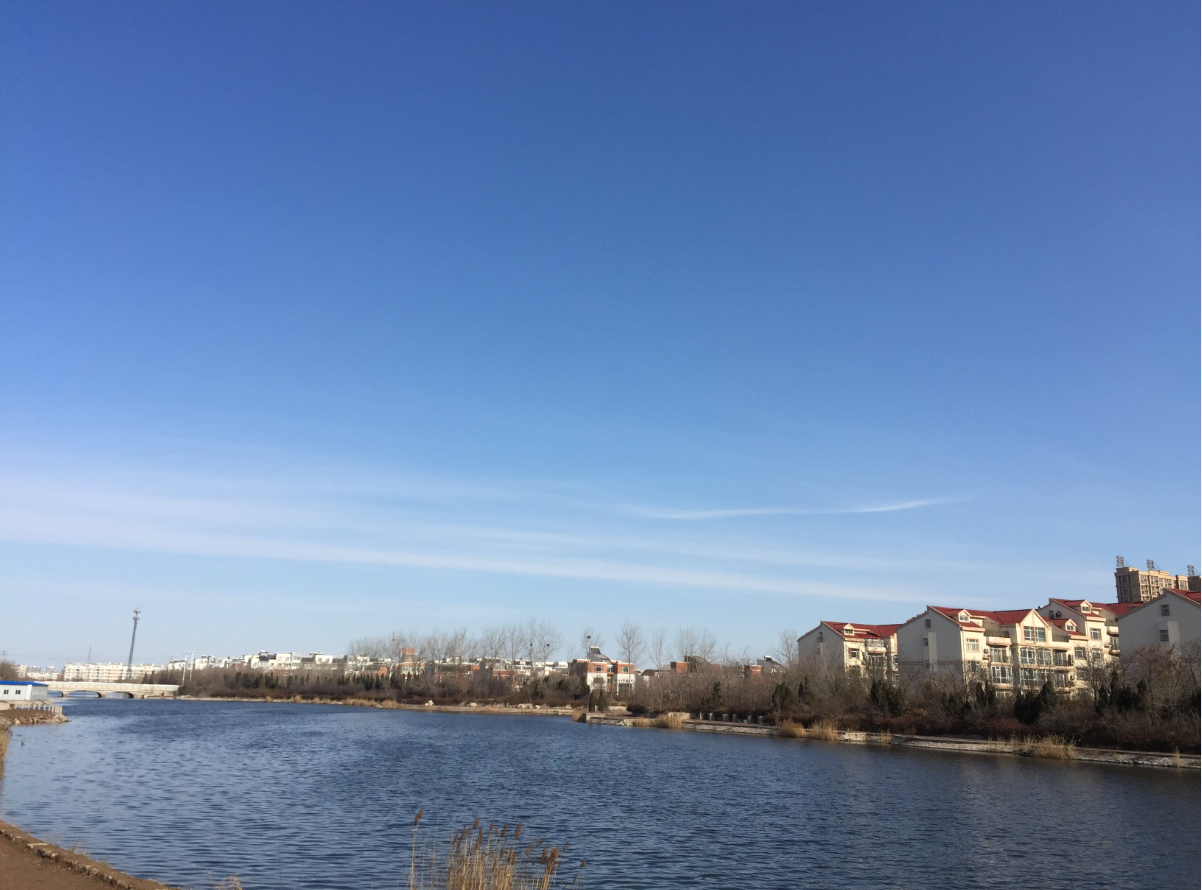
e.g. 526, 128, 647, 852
126, 609, 141, 680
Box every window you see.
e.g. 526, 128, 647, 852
848, 649, 859, 659
1019, 647, 1035, 665
965, 661, 980, 674
1074, 647, 1086, 660
1023, 626, 1034, 641
1022, 626, 1046, 642
1090, 628, 1101, 640
989, 647, 1008, 663
1052, 650, 1071, 666
817, 632, 824, 642
923, 637, 929, 647
966, 639, 980, 653
1161, 604, 1171, 617
991, 665, 1013, 684
925, 619, 932, 629
1159, 629, 1170, 642
1036, 649, 1052, 666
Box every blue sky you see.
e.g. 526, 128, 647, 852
2, 3, 1198, 667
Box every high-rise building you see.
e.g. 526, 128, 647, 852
1114, 558, 1199, 603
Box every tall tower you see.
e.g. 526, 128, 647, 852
125, 609, 141, 680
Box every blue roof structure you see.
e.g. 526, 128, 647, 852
0, 680, 48, 686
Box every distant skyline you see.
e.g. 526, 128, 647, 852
2, 3, 1198, 666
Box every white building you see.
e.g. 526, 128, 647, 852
796, 622, 901, 678
0, 680, 50, 702
1115, 589, 1200, 653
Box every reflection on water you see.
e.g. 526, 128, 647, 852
1, 700, 1197, 889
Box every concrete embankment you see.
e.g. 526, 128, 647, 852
583, 713, 1201, 770
0, 819, 176, 890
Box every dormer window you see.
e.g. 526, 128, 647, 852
958, 611, 971, 622
1080, 603, 1092, 614
844, 625, 856, 636
1065, 621, 1076, 632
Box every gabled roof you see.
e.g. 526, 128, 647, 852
1121, 588, 1202, 617
1104, 601, 1144, 618
817, 621, 902, 640
1047, 618, 1087, 639
929, 607, 985, 630
1049, 598, 1126, 619
977, 608, 1046, 626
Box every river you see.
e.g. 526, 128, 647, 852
1, 699, 1197, 889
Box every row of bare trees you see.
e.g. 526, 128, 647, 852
347, 621, 804, 670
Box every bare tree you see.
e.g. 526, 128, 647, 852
347, 636, 388, 659
445, 628, 470, 666
502, 624, 524, 666
648, 628, 667, 669
617, 620, 645, 667
579, 627, 603, 657
534, 620, 564, 665
674, 627, 699, 661
477, 626, 504, 662
675, 627, 717, 663
776, 628, 799, 667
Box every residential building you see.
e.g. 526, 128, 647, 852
796, 622, 900, 679
896, 607, 1074, 691
1115, 589, 1201, 653
1036, 599, 1121, 667
62, 662, 164, 682
568, 647, 636, 694
1114, 558, 1198, 603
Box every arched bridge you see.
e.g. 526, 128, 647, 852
44, 681, 180, 699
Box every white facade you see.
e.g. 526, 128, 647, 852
1116, 590, 1201, 652
0, 681, 50, 701
63, 662, 165, 681
797, 622, 900, 677
897, 607, 1074, 691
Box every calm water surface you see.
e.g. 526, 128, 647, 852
1, 700, 1197, 889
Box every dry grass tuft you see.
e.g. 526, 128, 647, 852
408, 817, 577, 890
571, 709, 587, 723
872, 731, 893, 746
652, 712, 685, 730
809, 718, 840, 742
1172, 747, 1182, 768
777, 720, 807, 739
1026, 735, 1078, 761
0, 724, 10, 767
630, 717, 653, 728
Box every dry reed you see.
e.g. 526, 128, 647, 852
776, 721, 807, 739
808, 718, 840, 742
652, 712, 685, 730
408, 815, 577, 890
1025, 735, 1078, 761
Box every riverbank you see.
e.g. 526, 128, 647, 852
0, 819, 176, 890
179, 693, 578, 717
585, 712, 1202, 770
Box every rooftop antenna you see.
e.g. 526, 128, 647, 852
1115, 556, 1125, 568
1189, 565, 1197, 576
125, 609, 141, 680
1146, 559, 1157, 572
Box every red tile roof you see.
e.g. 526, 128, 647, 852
820, 622, 901, 639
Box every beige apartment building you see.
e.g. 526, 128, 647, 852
1113, 559, 1200, 603
796, 622, 900, 679
896, 607, 1075, 691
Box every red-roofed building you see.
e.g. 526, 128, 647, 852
796, 622, 901, 680
897, 607, 1074, 691
1036, 599, 1122, 680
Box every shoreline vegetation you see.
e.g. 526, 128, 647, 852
134, 635, 1199, 758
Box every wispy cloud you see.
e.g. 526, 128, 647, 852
0, 458, 976, 606
627, 495, 966, 520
